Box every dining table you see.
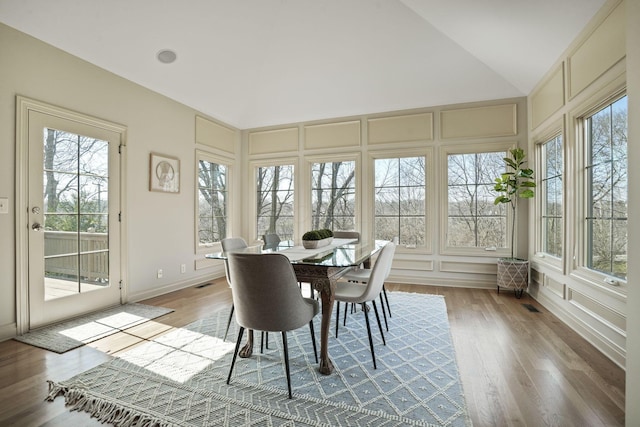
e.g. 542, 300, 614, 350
206, 238, 388, 375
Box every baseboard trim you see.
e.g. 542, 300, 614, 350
0, 322, 17, 342
531, 289, 626, 369
127, 273, 221, 303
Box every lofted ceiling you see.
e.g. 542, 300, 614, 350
0, 0, 605, 129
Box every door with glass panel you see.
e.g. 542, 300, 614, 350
27, 110, 122, 329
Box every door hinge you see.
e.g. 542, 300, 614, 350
118, 144, 123, 154
118, 212, 122, 222
119, 280, 123, 290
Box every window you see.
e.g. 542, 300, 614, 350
256, 164, 294, 240
585, 96, 627, 280
197, 154, 228, 247
311, 160, 355, 230
374, 156, 425, 246
540, 134, 563, 258
446, 150, 507, 251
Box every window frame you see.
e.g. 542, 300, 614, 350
574, 92, 628, 287
304, 153, 360, 236
570, 88, 628, 291
440, 142, 515, 257
249, 157, 298, 243
533, 125, 565, 271
369, 148, 433, 253
195, 149, 233, 253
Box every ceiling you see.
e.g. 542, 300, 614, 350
0, 0, 605, 129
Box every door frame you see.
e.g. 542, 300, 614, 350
15, 96, 129, 334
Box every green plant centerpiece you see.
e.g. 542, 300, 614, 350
302, 229, 334, 249
493, 148, 536, 298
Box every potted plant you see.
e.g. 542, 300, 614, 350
493, 148, 536, 298
302, 229, 334, 249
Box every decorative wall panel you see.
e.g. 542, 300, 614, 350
304, 120, 360, 150
440, 103, 517, 139
568, 2, 625, 99
368, 113, 433, 144
249, 127, 298, 155
195, 116, 236, 153
531, 65, 565, 129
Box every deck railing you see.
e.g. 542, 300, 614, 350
44, 231, 108, 283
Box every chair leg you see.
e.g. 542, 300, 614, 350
224, 304, 235, 341
362, 303, 377, 369
309, 320, 318, 363
335, 301, 340, 338
281, 331, 293, 399
371, 300, 386, 346
343, 301, 349, 326
227, 326, 245, 385
260, 331, 269, 353
382, 285, 392, 318
379, 293, 389, 331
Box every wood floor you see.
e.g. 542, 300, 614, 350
0, 280, 625, 426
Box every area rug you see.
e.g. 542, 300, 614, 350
15, 303, 174, 353
47, 293, 472, 426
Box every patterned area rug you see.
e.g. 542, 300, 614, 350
15, 303, 174, 353
47, 293, 472, 426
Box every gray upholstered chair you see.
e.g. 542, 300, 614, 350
262, 233, 281, 250
221, 237, 248, 340
334, 242, 395, 369
226, 252, 319, 399
341, 241, 396, 331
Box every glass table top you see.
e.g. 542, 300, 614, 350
206, 239, 388, 268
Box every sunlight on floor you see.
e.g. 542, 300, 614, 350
60, 312, 151, 342
115, 327, 235, 383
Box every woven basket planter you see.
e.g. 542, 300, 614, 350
497, 258, 529, 298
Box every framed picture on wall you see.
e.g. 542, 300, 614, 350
149, 152, 180, 193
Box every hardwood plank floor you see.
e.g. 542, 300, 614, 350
0, 280, 625, 426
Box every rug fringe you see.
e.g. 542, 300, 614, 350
47, 380, 169, 427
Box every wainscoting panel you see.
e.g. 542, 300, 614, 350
249, 127, 298, 155
567, 1, 625, 99
544, 275, 566, 300
304, 120, 361, 150
568, 288, 626, 332
392, 258, 434, 272
530, 64, 565, 129
440, 103, 517, 139
439, 260, 496, 275
367, 112, 433, 144
195, 116, 236, 154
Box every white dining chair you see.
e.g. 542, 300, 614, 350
340, 241, 396, 331
334, 242, 395, 369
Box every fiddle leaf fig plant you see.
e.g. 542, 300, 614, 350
493, 148, 536, 259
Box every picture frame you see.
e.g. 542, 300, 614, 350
149, 152, 180, 193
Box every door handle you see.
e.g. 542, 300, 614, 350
32, 222, 44, 232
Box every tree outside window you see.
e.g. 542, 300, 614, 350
311, 161, 355, 231
256, 164, 294, 240
541, 135, 563, 258
198, 158, 227, 246
585, 96, 627, 279
447, 151, 506, 249
374, 156, 425, 246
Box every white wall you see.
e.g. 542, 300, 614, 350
0, 23, 236, 338
527, 0, 629, 369
624, 0, 639, 423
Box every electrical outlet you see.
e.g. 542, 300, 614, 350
180, 264, 186, 274
157, 269, 163, 279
